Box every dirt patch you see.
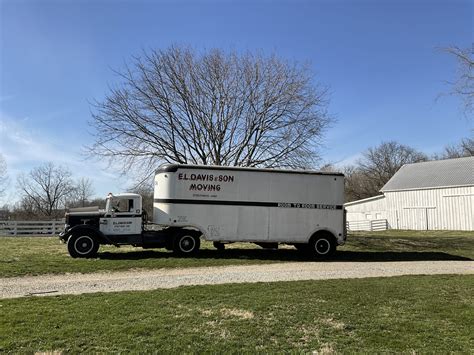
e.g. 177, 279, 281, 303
313, 343, 336, 354
220, 307, 254, 319
297, 324, 320, 345
321, 318, 345, 330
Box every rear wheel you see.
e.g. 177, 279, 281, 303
173, 231, 200, 255
308, 232, 336, 258
67, 232, 99, 258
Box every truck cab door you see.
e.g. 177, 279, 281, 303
100, 197, 142, 236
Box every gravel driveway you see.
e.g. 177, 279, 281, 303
1, 260, 473, 299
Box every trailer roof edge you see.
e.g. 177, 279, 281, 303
155, 164, 344, 177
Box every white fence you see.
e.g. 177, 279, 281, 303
347, 219, 388, 232
0, 220, 65, 236
2, 218, 388, 235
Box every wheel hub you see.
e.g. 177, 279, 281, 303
75, 236, 94, 254
316, 239, 330, 254
180, 236, 195, 252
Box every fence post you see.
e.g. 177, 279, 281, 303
370, 220, 373, 231
13, 221, 17, 236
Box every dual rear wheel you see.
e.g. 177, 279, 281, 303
172, 231, 201, 255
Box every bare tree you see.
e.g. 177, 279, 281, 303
17, 163, 75, 217
70, 177, 95, 207
0, 154, 9, 201
442, 45, 473, 117
343, 166, 375, 202
433, 136, 474, 159
345, 141, 427, 201
459, 136, 474, 155
88, 46, 332, 182
318, 163, 337, 172
87, 197, 107, 209
15, 196, 37, 220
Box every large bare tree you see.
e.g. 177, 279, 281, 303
17, 163, 75, 217
442, 45, 473, 117
89, 46, 332, 181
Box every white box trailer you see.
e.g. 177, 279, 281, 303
60, 164, 346, 258
154, 165, 346, 254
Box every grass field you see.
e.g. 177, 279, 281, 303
1, 275, 473, 352
0, 230, 472, 277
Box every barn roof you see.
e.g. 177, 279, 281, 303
381, 156, 474, 192
344, 194, 385, 206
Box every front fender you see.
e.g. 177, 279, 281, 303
59, 225, 109, 244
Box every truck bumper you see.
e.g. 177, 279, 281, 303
58, 231, 70, 243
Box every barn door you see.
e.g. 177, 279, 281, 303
401, 209, 425, 230
401, 208, 436, 230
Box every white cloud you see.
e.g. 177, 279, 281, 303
0, 111, 130, 204
1, 113, 69, 165
331, 153, 363, 168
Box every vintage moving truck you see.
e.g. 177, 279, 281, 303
60, 164, 346, 258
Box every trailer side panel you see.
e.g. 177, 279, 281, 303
154, 165, 345, 244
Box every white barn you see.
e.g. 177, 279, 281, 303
345, 156, 474, 231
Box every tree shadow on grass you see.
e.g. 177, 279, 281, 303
96, 248, 472, 262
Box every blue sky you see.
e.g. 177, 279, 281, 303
0, 0, 472, 204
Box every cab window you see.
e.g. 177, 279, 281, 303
111, 198, 132, 213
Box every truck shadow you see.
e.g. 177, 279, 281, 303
97, 249, 472, 262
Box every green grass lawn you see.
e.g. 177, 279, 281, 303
0, 230, 472, 277
1, 275, 473, 353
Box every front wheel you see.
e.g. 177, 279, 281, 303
309, 233, 336, 258
67, 233, 99, 258
173, 231, 200, 256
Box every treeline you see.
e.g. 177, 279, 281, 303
341, 138, 473, 202
1, 162, 102, 220
0, 160, 156, 221
0, 136, 472, 219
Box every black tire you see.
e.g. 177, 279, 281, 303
308, 232, 336, 258
173, 231, 200, 255
213, 241, 225, 251
67, 232, 99, 258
